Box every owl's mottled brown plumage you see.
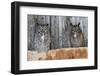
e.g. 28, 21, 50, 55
34, 23, 50, 52
70, 23, 85, 47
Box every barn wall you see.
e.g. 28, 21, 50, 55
28, 15, 88, 51
28, 15, 36, 50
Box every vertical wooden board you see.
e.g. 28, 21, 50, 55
58, 16, 63, 48
50, 16, 59, 49
37, 16, 45, 24
37, 15, 50, 24
61, 16, 72, 48
80, 17, 88, 46
28, 15, 36, 50
70, 16, 80, 25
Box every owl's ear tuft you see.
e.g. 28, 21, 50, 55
47, 24, 49, 26
78, 22, 80, 26
70, 23, 73, 26
36, 23, 39, 25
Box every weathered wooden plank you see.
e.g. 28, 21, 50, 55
50, 16, 59, 49
80, 17, 88, 46
28, 15, 36, 50
61, 16, 72, 48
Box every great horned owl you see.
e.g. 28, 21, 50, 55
34, 23, 50, 52
70, 23, 85, 47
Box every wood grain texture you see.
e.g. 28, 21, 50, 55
47, 47, 88, 60
27, 47, 88, 61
